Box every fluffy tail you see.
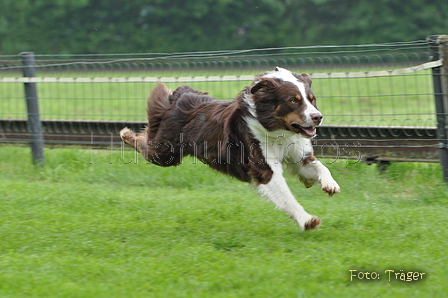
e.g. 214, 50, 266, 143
147, 83, 171, 123
146, 83, 171, 139
146, 83, 212, 138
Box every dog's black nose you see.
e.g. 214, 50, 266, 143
311, 112, 323, 124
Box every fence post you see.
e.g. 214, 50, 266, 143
20, 52, 45, 166
428, 35, 448, 181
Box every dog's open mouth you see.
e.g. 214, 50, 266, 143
290, 123, 316, 137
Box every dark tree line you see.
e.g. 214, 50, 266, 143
0, 0, 447, 54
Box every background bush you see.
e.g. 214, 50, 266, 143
1, 0, 447, 54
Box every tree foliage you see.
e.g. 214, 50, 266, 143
0, 0, 447, 54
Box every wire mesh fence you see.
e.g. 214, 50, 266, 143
0, 40, 437, 125
1, 39, 447, 170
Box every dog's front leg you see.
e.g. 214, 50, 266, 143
257, 164, 320, 231
299, 160, 340, 196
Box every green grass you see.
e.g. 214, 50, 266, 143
0, 69, 436, 126
1, 146, 447, 297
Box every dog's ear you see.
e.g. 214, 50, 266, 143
300, 73, 312, 86
250, 81, 265, 94
251, 78, 277, 94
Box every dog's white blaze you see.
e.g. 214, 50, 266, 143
264, 67, 320, 126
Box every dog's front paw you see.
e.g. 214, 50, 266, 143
304, 216, 321, 230
120, 127, 136, 146
320, 178, 340, 197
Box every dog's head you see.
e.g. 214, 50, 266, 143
249, 67, 322, 138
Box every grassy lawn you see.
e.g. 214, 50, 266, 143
0, 146, 447, 297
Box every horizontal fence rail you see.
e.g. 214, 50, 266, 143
0, 59, 442, 83
0, 119, 441, 163
1, 38, 448, 173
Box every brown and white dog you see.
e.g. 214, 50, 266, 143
120, 67, 340, 231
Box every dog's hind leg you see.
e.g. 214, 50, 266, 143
120, 127, 182, 166
120, 127, 150, 160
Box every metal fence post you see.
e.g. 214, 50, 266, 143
20, 52, 45, 166
428, 35, 448, 181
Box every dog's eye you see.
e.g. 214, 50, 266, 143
290, 96, 301, 104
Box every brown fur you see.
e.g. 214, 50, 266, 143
121, 73, 320, 185
122, 83, 273, 184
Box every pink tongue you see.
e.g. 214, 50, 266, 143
302, 127, 316, 137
